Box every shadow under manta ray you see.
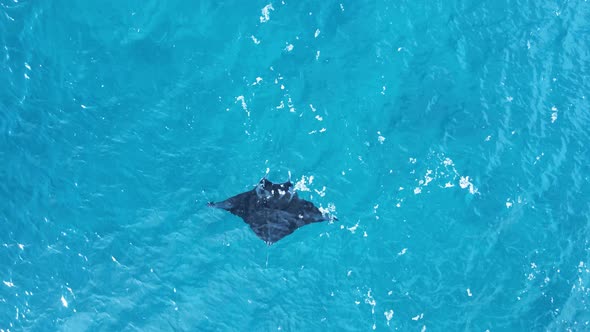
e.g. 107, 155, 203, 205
208, 175, 334, 244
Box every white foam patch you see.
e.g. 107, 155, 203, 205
365, 289, 376, 313
319, 202, 336, 215
235, 95, 249, 116
363, 289, 377, 329
314, 186, 326, 197
384, 310, 394, 325
459, 176, 478, 194
251, 35, 260, 44
423, 169, 433, 186
347, 222, 359, 234
259, 4, 274, 23
294, 175, 312, 191
252, 77, 263, 85
401, 153, 480, 206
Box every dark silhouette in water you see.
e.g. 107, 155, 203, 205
208, 175, 334, 244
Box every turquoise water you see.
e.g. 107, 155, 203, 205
1, 0, 590, 330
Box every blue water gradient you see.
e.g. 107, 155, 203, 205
1, 0, 589, 330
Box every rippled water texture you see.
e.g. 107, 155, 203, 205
1, 0, 589, 331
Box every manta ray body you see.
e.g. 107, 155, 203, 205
208, 176, 332, 244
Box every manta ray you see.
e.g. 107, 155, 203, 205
208, 174, 333, 244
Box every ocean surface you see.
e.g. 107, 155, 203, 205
1, 0, 589, 331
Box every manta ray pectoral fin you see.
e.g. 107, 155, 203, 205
208, 176, 333, 243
